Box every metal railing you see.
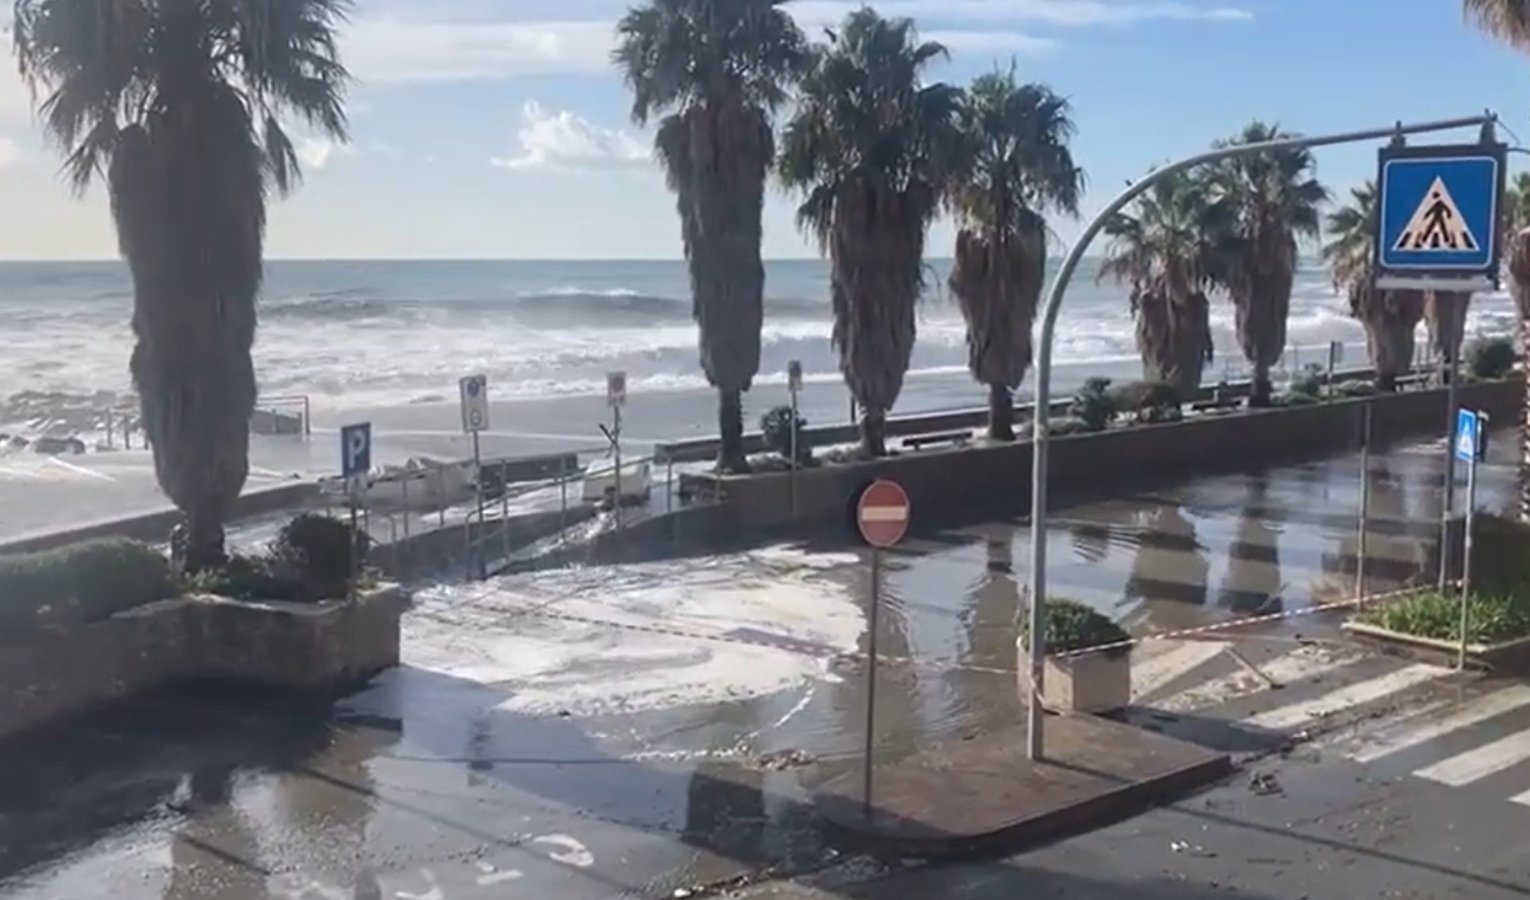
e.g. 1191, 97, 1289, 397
253, 394, 312, 436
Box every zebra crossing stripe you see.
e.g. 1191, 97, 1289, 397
1350, 685, 1530, 764
1154, 646, 1357, 714
1130, 639, 1229, 700
1242, 664, 1446, 731
1414, 730, 1530, 787
1508, 787, 1530, 807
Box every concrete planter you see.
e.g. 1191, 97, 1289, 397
0, 584, 409, 742
187, 584, 410, 692
1022, 651, 1132, 714
1343, 620, 1530, 672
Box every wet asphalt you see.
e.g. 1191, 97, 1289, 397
0, 432, 1519, 899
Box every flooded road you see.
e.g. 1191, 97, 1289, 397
0, 435, 1517, 899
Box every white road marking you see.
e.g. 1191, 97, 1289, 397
395, 868, 444, 900
533, 834, 595, 868
1153, 645, 1356, 714
1507, 786, 1530, 807
1350, 685, 1530, 764
1130, 640, 1229, 700
475, 861, 524, 885
1242, 664, 1446, 732
1414, 730, 1530, 786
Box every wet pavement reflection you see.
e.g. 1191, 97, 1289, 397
0, 435, 1517, 898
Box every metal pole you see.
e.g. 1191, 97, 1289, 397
863, 547, 882, 821
613, 406, 624, 534
1439, 337, 1461, 592
501, 463, 511, 565
667, 458, 674, 513
1327, 342, 1339, 400
473, 431, 485, 580
1026, 112, 1496, 762
790, 387, 800, 522
560, 456, 569, 532
1461, 443, 1479, 669
105, 410, 113, 450
348, 483, 360, 605
1357, 403, 1373, 602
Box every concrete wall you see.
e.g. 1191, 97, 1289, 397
0, 481, 319, 557
697, 379, 1523, 534
0, 585, 407, 741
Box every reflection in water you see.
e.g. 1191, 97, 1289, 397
683, 762, 766, 865
1123, 506, 1210, 634
1220, 477, 1283, 615
1328, 461, 1428, 592
1069, 522, 1112, 565
164, 767, 268, 900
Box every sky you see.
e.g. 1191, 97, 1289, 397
1, 0, 1529, 260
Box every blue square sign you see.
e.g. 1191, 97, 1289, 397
1377, 144, 1504, 278
1454, 409, 1482, 464
341, 422, 372, 478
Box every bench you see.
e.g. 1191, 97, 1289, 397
901, 430, 972, 451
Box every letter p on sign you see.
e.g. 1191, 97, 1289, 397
341, 422, 372, 479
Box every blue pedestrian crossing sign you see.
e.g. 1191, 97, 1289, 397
1455, 409, 1483, 464
341, 422, 372, 478
1376, 143, 1505, 281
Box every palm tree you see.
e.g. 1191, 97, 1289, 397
614, 0, 807, 473
1426, 290, 1472, 384
1098, 169, 1234, 396
13, 0, 350, 570
946, 71, 1083, 440
1466, 0, 1530, 519
1322, 182, 1425, 393
1211, 122, 1327, 407
777, 9, 963, 456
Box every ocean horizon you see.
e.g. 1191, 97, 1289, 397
0, 258, 1516, 415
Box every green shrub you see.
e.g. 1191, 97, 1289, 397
1358, 590, 1530, 645
1335, 380, 1379, 398
1020, 596, 1132, 657
0, 539, 176, 634
760, 405, 811, 464
1047, 417, 1094, 436
184, 554, 303, 602
1289, 363, 1324, 399
1069, 377, 1117, 432
271, 513, 368, 601
1467, 336, 1516, 381
1109, 380, 1183, 424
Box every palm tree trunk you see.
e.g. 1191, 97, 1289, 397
860, 408, 887, 458
988, 385, 1015, 441
716, 388, 749, 473
1249, 363, 1273, 407
1509, 229, 1530, 522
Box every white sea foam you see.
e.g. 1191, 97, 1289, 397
403, 547, 865, 717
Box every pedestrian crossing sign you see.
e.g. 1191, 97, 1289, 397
1377, 143, 1504, 280
1455, 408, 1482, 463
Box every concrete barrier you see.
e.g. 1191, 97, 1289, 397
0, 584, 408, 741
0, 480, 320, 557
688, 379, 1522, 534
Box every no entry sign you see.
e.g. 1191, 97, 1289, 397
858, 480, 910, 548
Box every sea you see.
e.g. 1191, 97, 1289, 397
0, 258, 1518, 413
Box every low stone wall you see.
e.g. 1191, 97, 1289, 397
691, 379, 1522, 534
0, 480, 320, 557
0, 584, 408, 741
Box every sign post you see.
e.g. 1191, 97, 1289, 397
1356, 402, 1374, 602
1327, 341, 1344, 399
788, 360, 803, 522
460, 375, 489, 578
608, 372, 627, 531
340, 422, 372, 603
1455, 408, 1488, 668
856, 479, 909, 821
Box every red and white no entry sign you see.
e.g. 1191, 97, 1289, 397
858, 480, 910, 548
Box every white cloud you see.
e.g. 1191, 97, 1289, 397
295, 135, 349, 170
789, 0, 1252, 29
491, 102, 648, 171
0, 135, 21, 167
343, 16, 614, 82
926, 30, 1060, 56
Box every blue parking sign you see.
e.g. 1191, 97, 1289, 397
1454, 409, 1482, 463
341, 422, 372, 478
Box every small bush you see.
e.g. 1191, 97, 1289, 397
184, 554, 303, 603
0, 539, 176, 634
1020, 596, 1132, 657
1046, 417, 1094, 436
1069, 377, 1117, 432
1288, 364, 1324, 399
1335, 380, 1379, 399
271, 513, 369, 601
1467, 336, 1516, 381
760, 405, 812, 464
1358, 590, 1530, 645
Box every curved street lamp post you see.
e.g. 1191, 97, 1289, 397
1026, 112, 1500, 760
